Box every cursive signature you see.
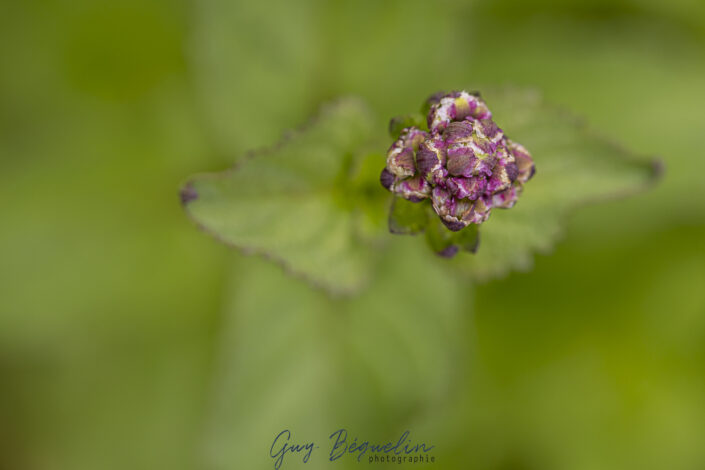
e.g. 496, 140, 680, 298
329, 429, 435, 462
270, 430, 317, 470
269, 428, 435, 468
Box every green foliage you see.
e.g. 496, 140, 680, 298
182, 99, 381, 295
424, 213, 457, 254
388, 113, 426, 138
388, 197, 428, 234
205, 241, 470, 470
454, 223, 481, 253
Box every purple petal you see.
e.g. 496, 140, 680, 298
393, 175, 431, 201
380, 168, 394, 190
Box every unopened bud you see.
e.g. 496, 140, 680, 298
383, 127, 432, 202
381, 90, 535, 254
427, 91, 492, 133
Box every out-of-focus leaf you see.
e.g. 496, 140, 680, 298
454, 223, 480, 254
203, 239, 469, 470
182, 99, 381, 295
388, 197, 428, 234
388, 113, 426, 138
189, 0, 324, 155
424, 213, 457, 256
448, 87, 661, 280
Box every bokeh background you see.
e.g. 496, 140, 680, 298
1, 0, 705, 469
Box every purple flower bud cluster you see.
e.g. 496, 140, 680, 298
381, 91, 535, 231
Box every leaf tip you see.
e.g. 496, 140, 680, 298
651, 157, 666, 181
436, 245, 460, 258
179, 181, 199, 205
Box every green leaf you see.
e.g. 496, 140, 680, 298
184, 88, 660, 293
454, 223, 480, 254
181, 98, 382, 295
423, 216, 480, 257
203, 240, 470, 470
388, 113, 426, 137
424, 213, 457, 256
450, 87, 661, 279
388, 197, 429, 234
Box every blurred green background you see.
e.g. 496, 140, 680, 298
1, 0, 704, 469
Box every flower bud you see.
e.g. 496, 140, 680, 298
416, 137, 447, 184
383, 127, 432, 202
380, 168, 395, 190
392, 175, 431, 202
381, 90, 535, 248
446, 176, 486, 200
427, 91, 492, 133
431, 187, 491, 231
491, 183, 521, 208
506, 139, 536, 183
444, 121, 499, 178
387, 147, 416, 178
